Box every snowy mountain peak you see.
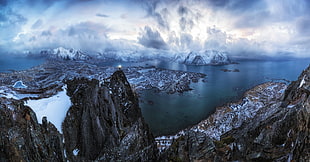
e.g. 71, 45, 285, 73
183, 50, 231, 65
40, 47, 91, 61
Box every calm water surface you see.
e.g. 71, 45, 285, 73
104, 59, 310, 136
1, 55, 309, 136
0, 55, 45, 72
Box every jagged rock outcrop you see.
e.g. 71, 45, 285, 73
161, 131, 216, 161
0, 70, 158, 161
0, 98, 65, 161
62, 70, 158, 161
213, 65, 310, 161
161, 65, 310, 161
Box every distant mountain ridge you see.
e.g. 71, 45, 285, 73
32, 47, 234, 65
173, 50, 231, 65
183, 50, 231, 65
39, 47, 92, 60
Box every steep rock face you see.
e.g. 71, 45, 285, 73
161, 131, 216, 161
62, 70, 158, 161
0, 98, 65, 161
218, 65, 310, 161
0, 69, 158, 161
162, 65, 310, 161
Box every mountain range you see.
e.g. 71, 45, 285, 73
39, 47, 92, 61
174, 50, 231, 65
31, 47, 233, 65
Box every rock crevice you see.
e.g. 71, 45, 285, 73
63, 70, 157, 161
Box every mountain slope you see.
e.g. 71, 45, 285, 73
160, 64, 310, 161
182, 50, 231, 65
40, 47, 91, 60
0, 98, 65, 161
0, 70, 158, 161
62, 70, 157, 161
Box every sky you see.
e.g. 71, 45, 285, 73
1, 0, 310, 58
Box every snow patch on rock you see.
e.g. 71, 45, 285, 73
25, 85, 72, 133
13, 81, 27, 88
73, 149, 79, 156
299, 75, 306, 88
155, 82, 287, 150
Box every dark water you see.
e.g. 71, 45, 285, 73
101, 59, 310, 136
1, 55, 309, 136
0, 55, 45, 73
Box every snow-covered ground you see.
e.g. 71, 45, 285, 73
155, 82, 287, 151
0, 60, 206, 96
25, 86, 71, 133
0, 85, 39, 100
175, 50, 231, 65
155, 130, 185, 152
39, 47, 91, 60
0, 86, 18, 99
125, 67, 205, 93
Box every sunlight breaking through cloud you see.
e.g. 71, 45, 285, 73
0, 0, 309, 58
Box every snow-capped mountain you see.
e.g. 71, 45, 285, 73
180, 50, 231, 65
40, 47, 91, 61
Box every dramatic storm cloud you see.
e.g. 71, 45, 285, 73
0, 0, 309, 58
138, 26, 168, 49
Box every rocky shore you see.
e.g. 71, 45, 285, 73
0, 58, 309, 161
158, 64, 310, 161
0, 60, 206, 101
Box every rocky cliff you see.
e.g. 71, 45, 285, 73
0, 70, 158, 161
0, 98, 65, 161
160, 65, 310, 161
63, 70, 157, 161
1, 62, 309, 161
